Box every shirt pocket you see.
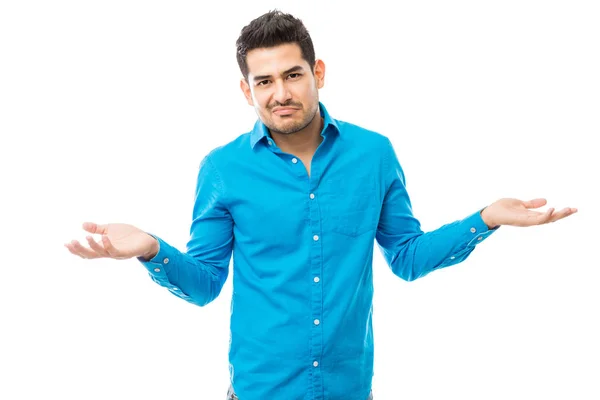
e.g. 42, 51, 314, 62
321, 176, 380, 237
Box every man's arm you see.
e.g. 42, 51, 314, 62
138, 154, 234, 306
375, 138, 498, 281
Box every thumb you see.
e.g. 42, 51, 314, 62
82, 222, 108, 235
522, 198, 547, 209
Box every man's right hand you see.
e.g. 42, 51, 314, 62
65, 222, 159, 261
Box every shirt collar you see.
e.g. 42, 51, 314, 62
250, 102, 340, 149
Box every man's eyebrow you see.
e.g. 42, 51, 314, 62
253, 65, 305, 82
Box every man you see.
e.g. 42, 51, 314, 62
65, 10, 577, 400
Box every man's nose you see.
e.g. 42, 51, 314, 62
273, 81, 292, 104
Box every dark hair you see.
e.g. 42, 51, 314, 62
236, 10, 316, 81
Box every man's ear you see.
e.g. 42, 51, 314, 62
240, 78, 254, 106
313, 59, 326, 89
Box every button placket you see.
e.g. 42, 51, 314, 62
307, 164, 324, 393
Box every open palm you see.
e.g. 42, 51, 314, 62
65, 222, 157, 260
481, 198, 577, 228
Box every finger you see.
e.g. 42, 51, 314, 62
65, 243, 83, 257
68, 240, 101, 259
523, 198, 547, 209
82, 222, 108, 235
86, 236, 110, 257
548, 207, 578, 223
65, 241, 87, 258
101, 235, 120, 258
526, 207, 554, 225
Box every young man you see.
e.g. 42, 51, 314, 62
65, 10, 577, 400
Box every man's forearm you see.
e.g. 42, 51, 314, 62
137, 235, 230, 307
382, 209, 497, 281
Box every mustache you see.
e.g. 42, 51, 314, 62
268, 101, 302, 109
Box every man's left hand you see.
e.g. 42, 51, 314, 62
480, 198, 577, 229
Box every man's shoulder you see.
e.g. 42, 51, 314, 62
335, 118, 392, 147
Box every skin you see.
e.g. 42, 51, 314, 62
64, 43, 577, 261
240, 43, 325, 174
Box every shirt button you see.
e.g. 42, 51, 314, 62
292, 158, 298, 164
313, 235, 319, 241
314, 276, 320, 283
313, 361, 319, 367
477, 236, 483, 241
470, 227, 476, 233
310, 193, 315, 199
154, 268, 161, 272
450, 256, 455, 260
163, 258, 169, 264
268, 140, 273, 146
314, 319, 320, 325
171, 287, 179, 291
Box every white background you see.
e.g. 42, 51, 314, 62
1, 1, 598, 399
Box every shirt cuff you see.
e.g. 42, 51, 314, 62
439, 208, 499, 267
469, 207, 499, 236
136, 234, 190, 300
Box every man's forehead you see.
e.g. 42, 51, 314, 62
246, 44, 308, 77
248, 64, 307, 80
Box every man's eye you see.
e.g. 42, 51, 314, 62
257, 80, 269, 86
288, 73, 301, 79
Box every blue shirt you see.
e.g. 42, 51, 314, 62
138, 102, 497, 400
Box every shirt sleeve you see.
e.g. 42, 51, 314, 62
137, 154, 234, 306
375, 138, 499, 281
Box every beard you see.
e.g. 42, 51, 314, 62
261, 100, 319, 135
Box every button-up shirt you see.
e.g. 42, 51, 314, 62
138, 102, 497, 400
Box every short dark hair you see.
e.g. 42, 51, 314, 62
236, 10, 316, 81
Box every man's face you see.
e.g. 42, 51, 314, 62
241, 43, 325, 135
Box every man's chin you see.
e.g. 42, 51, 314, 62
274, 126, 301, 135
269, 120, 302, 135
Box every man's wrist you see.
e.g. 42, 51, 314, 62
141, 236, 159, 261
480, 207, 499, 230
